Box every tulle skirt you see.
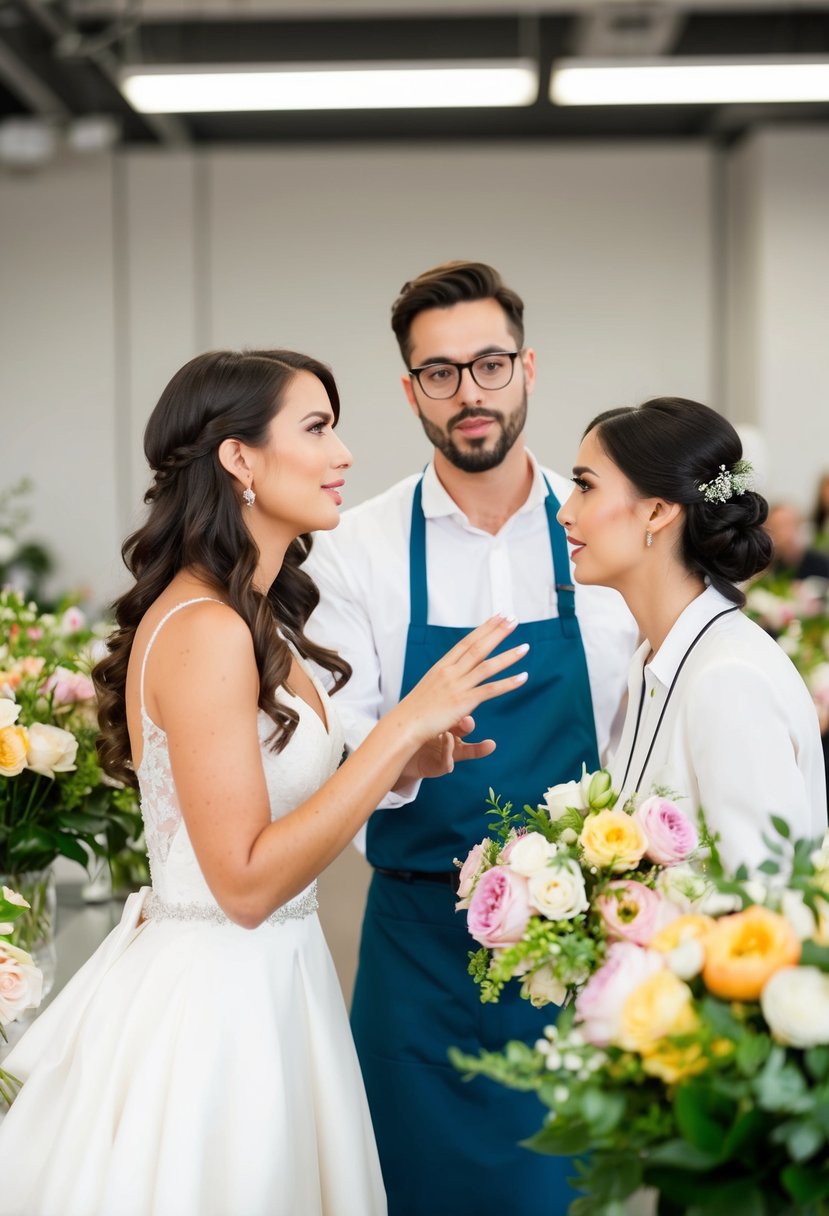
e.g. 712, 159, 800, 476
0, 890, 386, 1216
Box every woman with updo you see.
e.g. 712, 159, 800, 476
557, 397, 827, 869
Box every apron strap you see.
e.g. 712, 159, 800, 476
409, 477, 428, 627
542, 476, 578, 636
409, 473, 577, 632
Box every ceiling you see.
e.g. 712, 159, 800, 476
1, 0, 829, 149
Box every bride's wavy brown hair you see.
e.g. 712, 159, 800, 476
93, 348, 351, 788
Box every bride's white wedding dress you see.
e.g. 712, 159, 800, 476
0, 599, 387, 1216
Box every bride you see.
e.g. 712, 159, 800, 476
557, 395, 827, 867
0, 349, 529, 1216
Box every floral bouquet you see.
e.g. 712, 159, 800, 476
0, 590, 142, 968
0, 884, 43, 1107
455, 767, 700, 1009
452, 781, 829, 1215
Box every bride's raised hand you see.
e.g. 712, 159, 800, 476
390, 614, 529, 757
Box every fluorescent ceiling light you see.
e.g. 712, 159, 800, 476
120, 60, 538, 113
551, 57, 829, 106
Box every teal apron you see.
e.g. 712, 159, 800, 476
351, 476, 599, 1216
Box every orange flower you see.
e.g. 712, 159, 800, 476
703, 905, 800, 1001
0, 671, 21, 690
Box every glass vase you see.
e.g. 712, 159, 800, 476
0, 867, 57, 999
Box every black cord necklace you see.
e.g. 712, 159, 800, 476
619, 606, 739, 793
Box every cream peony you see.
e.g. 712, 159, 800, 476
26, 722, 78, 778
761, 966, 829, 1048
506, 832, 558, 878
521, 964, 567, 1008
528, 859, 589, 921
0, 941, 43, 1026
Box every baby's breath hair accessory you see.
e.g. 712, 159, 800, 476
697, 458, 754, 505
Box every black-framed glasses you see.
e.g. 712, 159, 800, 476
408, 352, 521, 400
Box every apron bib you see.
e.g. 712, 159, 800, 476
352, 477, 599, 1215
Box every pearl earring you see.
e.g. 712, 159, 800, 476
242, 486, 256, 507
645, 530, 653, 548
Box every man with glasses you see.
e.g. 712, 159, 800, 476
306, 261, 636, 1215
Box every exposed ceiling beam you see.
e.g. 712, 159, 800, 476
14, 0, 191, 145
0, 36, 70, 115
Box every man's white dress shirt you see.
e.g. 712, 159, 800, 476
609, 585, 827, 870
305, 453, 638, 816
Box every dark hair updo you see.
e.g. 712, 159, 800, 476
585, 397, 771, 606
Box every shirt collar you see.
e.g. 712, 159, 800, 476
420, 450, 549, 523
647, 584, 738, 688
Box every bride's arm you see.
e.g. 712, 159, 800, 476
154, 603, 526, 928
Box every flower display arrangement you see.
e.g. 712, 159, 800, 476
745, 574, 829, 732
0, 885, 43, 1107
451, 775, 829, 1215
0, 589, 142, 956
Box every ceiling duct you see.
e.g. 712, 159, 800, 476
570, 2, 683, 58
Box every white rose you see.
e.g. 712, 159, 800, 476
0, 700, 21, 729
26, 722, 78, 778
665, 939, 705, 981
542, 780, 586, 821
654, 863, 711, 913
0, 942, 43, 1026
507, 833, 558, 878
781, 889, 818, 941
761, 966, 829, 1048
528, 859, 589, 921
522, 964, 567, 1009
696, 889, 743, 917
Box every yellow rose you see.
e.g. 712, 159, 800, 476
619, 971, 706, 1083
579, 809, 647, 872
0, 724, 29, 777
703, 905, 800, 1001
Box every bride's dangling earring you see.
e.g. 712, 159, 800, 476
243, 484, 256, 507
645, 530, 653, 548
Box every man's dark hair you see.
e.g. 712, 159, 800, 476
391, 260, 525, 364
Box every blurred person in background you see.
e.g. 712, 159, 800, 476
764, 501, 829, 581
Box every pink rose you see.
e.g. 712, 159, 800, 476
633, 796, 699, 865
455, 839, 490, 909
467, 866, 531, 949
574, 941, 665, 1045
43, 666, 96, 705
596, 880, 677, 947
0, 942, 43, 1026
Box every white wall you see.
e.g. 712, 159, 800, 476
3, 140, 713, 606
725, 126, 829, 510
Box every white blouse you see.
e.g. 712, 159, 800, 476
609, 585, 827, 870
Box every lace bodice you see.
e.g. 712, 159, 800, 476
136, 599, 345, 906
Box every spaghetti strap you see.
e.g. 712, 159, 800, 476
139, 597, 226, 714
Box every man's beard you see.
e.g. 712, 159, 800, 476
417, 395, 528, 473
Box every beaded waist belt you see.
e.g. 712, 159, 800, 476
143, 882, 318, 927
